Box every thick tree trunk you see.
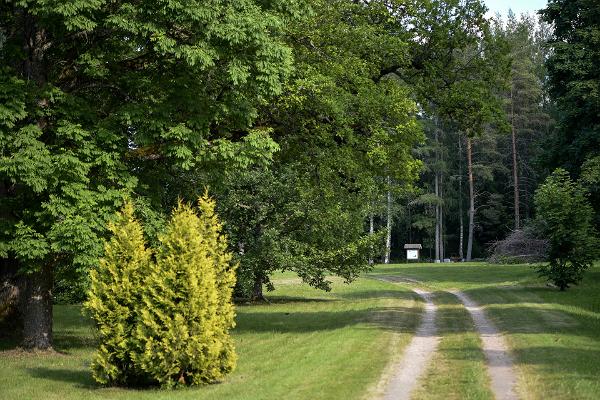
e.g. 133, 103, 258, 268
466, 138, 475, 262
384, 176, 392, 264
22, 263, 53, 350
511, 85, 521, 230
458, 137, 465, 261
19, 14, 54, 350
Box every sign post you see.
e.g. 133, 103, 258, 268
404, 244, 422, 263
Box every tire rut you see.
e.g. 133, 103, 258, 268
450, 290, 519, 400
381, 288, 439, 400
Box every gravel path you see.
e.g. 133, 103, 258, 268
450, 290, 519, 400
382, 288, 439, 400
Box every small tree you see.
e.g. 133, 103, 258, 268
534, 169, 598, 290
132, 197, 237, 387
85, 202, 151, 385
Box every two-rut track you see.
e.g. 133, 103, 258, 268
375, 276, 519, 400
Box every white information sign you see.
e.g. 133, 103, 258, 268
407, 249, 419, 260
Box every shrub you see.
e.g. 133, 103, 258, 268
132, 195, 237, 387
86, 196, 237, 387
85, 202, 152, 385
534, 169, 599, 290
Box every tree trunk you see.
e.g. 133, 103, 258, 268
440, 171, 445, 261
368, 212, 374, 265
511, 85, 521, 230
439, 128, 445, 262
458, 136, 465, 261
20, 14, 53, 350
434, 122, 442, 262
466, 137, 475, 262
384, 176, 392, 264
251, 272, 266, 302
22, 263, 53, 350
435, 170, 441, 263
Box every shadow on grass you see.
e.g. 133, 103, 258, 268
235, 306, 422, 334
335, 289, 418, 301
511, 346, 600, 379
238, 296, 336, 306
26, 366, 97, 388
53, 333, 97, 352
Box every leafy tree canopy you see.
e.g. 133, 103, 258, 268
541, 0, 600, 174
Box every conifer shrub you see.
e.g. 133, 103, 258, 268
85, 202, 151, 385
133, 196, 237, 386
86, 196, 237, 387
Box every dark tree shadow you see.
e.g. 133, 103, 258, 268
235, 306, 422, 334
26, 367, 97, 388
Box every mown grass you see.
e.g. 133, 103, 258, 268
0, 275, 419, 400
371, 262, 600, 400
3, 263, 598, 400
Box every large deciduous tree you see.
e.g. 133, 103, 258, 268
0, 0, 300, 349
217, 0, 423, 299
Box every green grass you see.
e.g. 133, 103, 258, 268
3, 263, 599, 400
0, 275, 419, 400
371, 262, 600, 400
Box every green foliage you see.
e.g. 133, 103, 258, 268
579, 155, 600, 229
541, 0, 600, 174
534, 169, 599, 290
85, 202, 151, 385
86, 197, 237, 387
203, 0, 424, 298
133, 196, 237, 387
0, 0, 300, 346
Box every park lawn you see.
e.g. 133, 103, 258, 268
0, 275, 419, 400
370, 262, 600, 400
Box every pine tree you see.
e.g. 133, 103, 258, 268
132, 199, 237, 387
85, 202, 151, 385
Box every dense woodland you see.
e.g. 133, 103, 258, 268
0, 0, 599, 352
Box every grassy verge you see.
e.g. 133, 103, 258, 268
0, 275, 419, 400
371, 262, 600, 400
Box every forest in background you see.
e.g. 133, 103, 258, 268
386, 11, 554, 262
